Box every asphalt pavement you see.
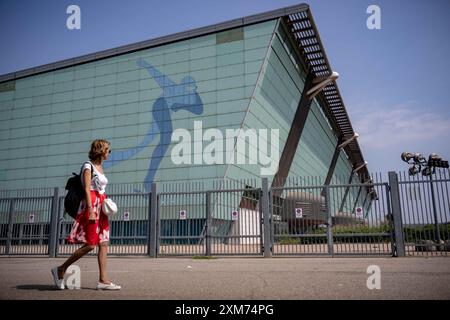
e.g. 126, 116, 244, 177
0, 256, 449, 300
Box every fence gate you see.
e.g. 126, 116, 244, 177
271, 184, 329, 255
156, 180, 264, 256
271, 178, 394, 256
157, 189, 207, 256
208, 186, 263, 256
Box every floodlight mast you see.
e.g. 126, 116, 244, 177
400, 151, 449, 244
401, 151, 449, 174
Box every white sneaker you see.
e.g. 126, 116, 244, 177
96, 281, 121, 290
51, 267, 65, 290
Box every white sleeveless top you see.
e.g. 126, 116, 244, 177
81, 161, 108, 194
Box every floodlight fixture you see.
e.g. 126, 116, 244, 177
413, 153, 425, 163
401, 152, 414, 163
427, 153, 449, 168
403, 152, 448, 176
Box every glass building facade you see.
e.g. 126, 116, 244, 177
0, 16, 370, 216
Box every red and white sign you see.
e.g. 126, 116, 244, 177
355, 207, 364, 218
231, 210, 239, 221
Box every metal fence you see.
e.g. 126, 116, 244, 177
397, 169, 450, 256
157, 179, 263, 256
271, 175, 393, 256
0, 171, 449, 257
56, 183, 152, 256
0, 188, 57, 256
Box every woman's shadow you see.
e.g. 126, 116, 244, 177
16, 284, 96, 291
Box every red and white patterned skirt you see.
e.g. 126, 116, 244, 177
66, 190, 110, 246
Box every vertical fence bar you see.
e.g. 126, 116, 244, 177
388, 172, 405, 257
434, 170, 444, 254
410, 172, 421, 253
148, 183, 157, 258
6, 198, 15, 255
439, 170, 450, 254
325, 186, 334, 256
49, 187, 60, 258
206, 191, 211, 256
422, 174, 433, 254
261, 178, 271, 258
399, 172, 410, 255
269, 186, 275, 255
56, 197, 63, 256
384, 183, 395, 256
428, 173, 441, 245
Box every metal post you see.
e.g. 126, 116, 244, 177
321, 137, 343, 196
18, 224, 23, 246
338, 171, 355, 213
384, 183, 396, 256
6, 198, 15, 255
205, 192, 211, 256
325, 186, 334, 256
49, 187, 59, 258
148, 183, 158, 257
261, 178, 272, 258
429, 173, 441, 244
388, 172, 405, 257
271, 72, 315, 194
39, 224, 44, 246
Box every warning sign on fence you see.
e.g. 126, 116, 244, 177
295, 208, 303, 219
123, 212, 130, 221
355, 207, 363, 218
28, 214, 35, 223
179, 210, 187, 220
231, 210, 239, 221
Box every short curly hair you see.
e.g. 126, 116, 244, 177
88, 139, 110, 161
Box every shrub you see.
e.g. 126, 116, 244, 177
277, 237, 301, 245
403, 224, 450, 243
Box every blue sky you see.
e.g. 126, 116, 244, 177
1, 0, 449, 174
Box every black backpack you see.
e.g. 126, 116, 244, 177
64, 162, 94, 219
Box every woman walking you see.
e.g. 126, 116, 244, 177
51, 139, 121, 290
